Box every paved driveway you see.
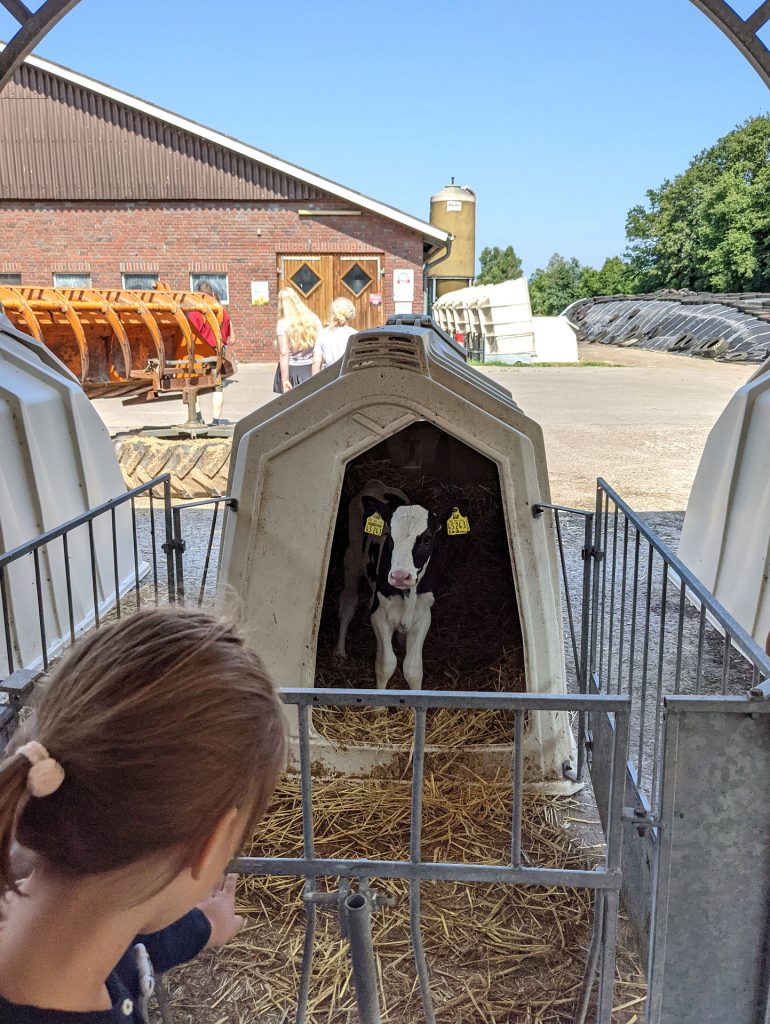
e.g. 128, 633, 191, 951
92, 344, 754, 512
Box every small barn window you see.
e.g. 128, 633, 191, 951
0, 273, 22, 286
122, 272, 158, 290
190, 273, 229, 303
341, 262, 373, 296
290, 263, 322, 297
53, 272, 91, 289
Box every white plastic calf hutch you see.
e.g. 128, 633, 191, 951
0, 314, 136, 674
678, 352, 770, 648
219, 321, 577, 791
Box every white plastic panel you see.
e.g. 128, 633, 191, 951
678, 354, 770, 648
532, 317, 579, 363
0, 316, 135, 673
221, 325, 575, 787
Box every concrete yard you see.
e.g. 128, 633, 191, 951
93, 343, 755, 512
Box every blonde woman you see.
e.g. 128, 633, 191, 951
274, 287, 322, 394
312, 297, 357, 375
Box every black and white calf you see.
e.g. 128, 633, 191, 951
336, 480, 442, 689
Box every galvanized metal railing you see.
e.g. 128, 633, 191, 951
0, 475, 175, 736
590, 478, 770, 817
235, 687, 632, 1024
168, 494, 236, 606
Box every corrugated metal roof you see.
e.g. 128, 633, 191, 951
0, 53, 450, 248
0, 64, 325, 202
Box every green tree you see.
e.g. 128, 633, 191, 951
580, 256, 636, 297
626, 115, 770, 292
528, 253, 587, 315
476, 245, 523, 285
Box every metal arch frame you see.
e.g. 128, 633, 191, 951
0, 0, 81, 92
2, 1, 770, 95
689, 0, 770, 88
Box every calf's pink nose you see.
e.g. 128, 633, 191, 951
389, 570, 413, 588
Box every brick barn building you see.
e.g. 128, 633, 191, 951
0, 54, 448, 361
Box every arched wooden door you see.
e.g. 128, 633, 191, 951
278, 254, 385, 331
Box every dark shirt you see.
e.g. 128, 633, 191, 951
0, 909, 211, 1023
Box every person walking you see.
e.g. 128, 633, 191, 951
189, 280, 232, 424
274, 288, 321, 394
312, 297, 356, 375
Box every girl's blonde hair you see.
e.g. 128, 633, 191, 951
327, 297, 356, 330
0, 607, 286, 894
277, 287, 320, 352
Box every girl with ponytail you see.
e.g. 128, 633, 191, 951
0, 607, 286, 1023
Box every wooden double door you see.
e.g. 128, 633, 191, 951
278, 254, 384, 331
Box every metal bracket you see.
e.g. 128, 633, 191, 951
581, 545, 604, 562
303, 881, 393, 1024
0, 668, 36, 709
623, 806, 660, 836
161, 538, 186, 555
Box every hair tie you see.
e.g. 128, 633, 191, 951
17, 741, 65, 799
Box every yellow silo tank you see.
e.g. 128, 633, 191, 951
428, 181, 476, 300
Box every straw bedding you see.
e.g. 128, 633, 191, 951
157, 754, 646, 1024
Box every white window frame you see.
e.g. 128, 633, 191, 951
53, 272, 92, 289
0, 273, 22, 286
122, 272, 158, 291
190, 272, 229, 304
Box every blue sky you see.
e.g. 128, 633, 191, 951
2, 0, 768, 274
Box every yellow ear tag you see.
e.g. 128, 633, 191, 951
447, 507, 471, 535
364, 512, 385, 537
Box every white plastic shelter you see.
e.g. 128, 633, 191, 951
477, 278, 535, 360
678, 354, 770, 648
220, 323, 577, 790
0, 315, 135, 674
433, 281, 578, 363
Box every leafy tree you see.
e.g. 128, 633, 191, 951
580, 256, 636, 297
528, 253, 587, 315
626, 115, 770, 292
476, 245, 523, 285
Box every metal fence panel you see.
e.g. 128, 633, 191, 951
588, 674, 658, 969
235, 688, 632, 1024
648, 696, 770, 1024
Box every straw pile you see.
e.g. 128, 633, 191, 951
157, 756, 646, 1024
314, 454, 525, 748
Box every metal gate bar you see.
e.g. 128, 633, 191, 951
236, 687, 631, 1024
0, 475, 174, 692
583, 478, 770, 1002
591, 478, 770, 819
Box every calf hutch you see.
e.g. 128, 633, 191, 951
219, 319, 576, 787
0, 313, 138, 677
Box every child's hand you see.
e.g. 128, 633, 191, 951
199, 874, 245, 948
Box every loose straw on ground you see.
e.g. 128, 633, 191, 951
159, 755, 646, 1024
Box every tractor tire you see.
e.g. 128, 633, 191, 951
114, 436, 232, 500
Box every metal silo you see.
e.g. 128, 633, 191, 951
428, 180, 476, 302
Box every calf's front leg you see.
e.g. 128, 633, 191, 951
371, 604, 397, 689
403, 595, 434, 690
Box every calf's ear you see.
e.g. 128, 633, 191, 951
428, 511, 444, 534
362, 496, 393, 524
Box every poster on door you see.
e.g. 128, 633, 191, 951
393, 269, 415, 303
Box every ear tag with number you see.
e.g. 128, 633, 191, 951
447, 507, 471, 535
365, 512, 385, 537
